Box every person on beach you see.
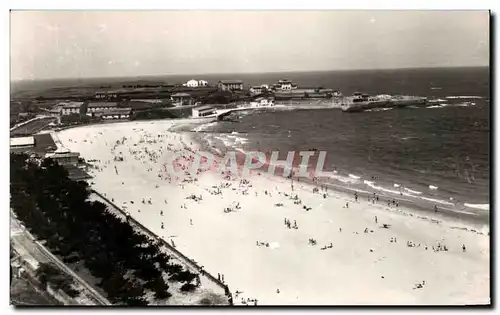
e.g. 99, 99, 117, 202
463, 244, 466, 252
375, 216, 378, 224
434, 205, 439, 212
190, 218, 193, 225
161, 222, 164, 229
160, 210, 163, 216
354, 192, 358, 202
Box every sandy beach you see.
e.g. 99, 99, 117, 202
56, 119, 490, 305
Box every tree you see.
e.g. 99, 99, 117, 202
10, 153, 180, 305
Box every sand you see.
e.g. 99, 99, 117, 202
56, 119, 490, 305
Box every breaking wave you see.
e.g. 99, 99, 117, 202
445, 96, 483, 99
404, 187, 422, 195
455, 102, 476, 107
365, 108, 393, 112
426, 104, 449, 109
428, 98, 447, 103
464, 203, 489, 211
192, 122, 217, 132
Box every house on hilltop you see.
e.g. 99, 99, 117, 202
218, 80, 243, 92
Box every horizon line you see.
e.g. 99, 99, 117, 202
11, 65, 489, 83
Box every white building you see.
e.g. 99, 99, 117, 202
86, 102, 118, 115
186, 79, 199, 88
250, 85, 269, 95
192, 105, 216, 118
250, 97, 275, 108
278, 79, 294, 90
171, 93, 192, 106
60, 102, 84, 116
10, 136, 35, 149
101, 108, 132, 120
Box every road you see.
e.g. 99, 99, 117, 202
10, 213, 111, 305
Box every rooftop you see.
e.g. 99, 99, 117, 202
10, 136, 35, 147
254, 96, 275, 101
96, 90, 121, 94
102, 108, 132, 115
10, 133, 56, 155
88, 102, 118, 108
171, 93, 191, 97
48, 152, 80, 159
194, 105, 215, 111
219, 80, 243, 84
60, 102, 84, 109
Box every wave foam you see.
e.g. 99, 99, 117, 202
426, 104, 449, 109
428, 98, 447, 103
349, 174, 361, 179
404, 187, 422, 195
365, 181, 402, 195
429, 185, 438, 190
464, 203, 489, 211
445, 96, 483, 99
421, 196, 453, 206
365, 108, 393, 112
192, 122, 217, 132
454, 102, 476, 107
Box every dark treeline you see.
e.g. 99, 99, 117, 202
10, 153, 198, 305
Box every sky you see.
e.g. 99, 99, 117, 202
10, 10, 490, 81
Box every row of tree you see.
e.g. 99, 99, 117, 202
10, 153, 198, 305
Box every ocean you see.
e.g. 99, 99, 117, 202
185, 67, 490, 216
13, 67, 490, 218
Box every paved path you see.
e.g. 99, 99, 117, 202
10, 213, 111, 305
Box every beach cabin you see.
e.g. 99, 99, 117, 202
95, 91, 119, 99
171, 93, 193, 106
250, 97, 275, 108
278, 79, 297, 91
45, 146, 80, 166
101, 108, 132, 120
250, 85, 268, 95
60, 102, 85, 116
192, 105, 216, 118
198, 80, 209, 87
86, 102, 118, 116
10, 136, 35, 151
186, 79, 199, 88
218, 80, 244, 91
